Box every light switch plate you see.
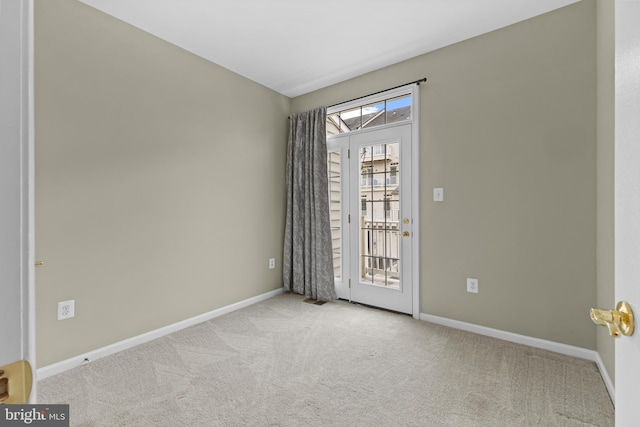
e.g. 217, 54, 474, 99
433, 188, 444, 202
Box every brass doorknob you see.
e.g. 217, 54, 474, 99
590, 301, 635, 337
0, 360, 33, 404
402, 231, 410, 237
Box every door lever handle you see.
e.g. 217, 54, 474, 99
590, 301, 635, 337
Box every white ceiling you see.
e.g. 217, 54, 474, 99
79, 0, 581, 98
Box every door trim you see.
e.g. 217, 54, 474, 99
327, 83, 421, 318
411, 85, 420, 319
0, 0, 36, 403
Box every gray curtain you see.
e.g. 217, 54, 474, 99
283, 107, 337, 301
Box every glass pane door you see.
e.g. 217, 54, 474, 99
349, 124, 412, 314
359, 142, 400, 289
327, 124, 412, 314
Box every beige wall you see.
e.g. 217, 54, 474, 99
293, 0, 597, 349
596, 0, 615, 384
34, 0, 606, 367
35, 0, 289, 366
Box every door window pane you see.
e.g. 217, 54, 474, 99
358, 142, 400, 289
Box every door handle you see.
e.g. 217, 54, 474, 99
0, 360, 33, 404
590, 301, 635, 337
402, 231, 410, 237
0, 377, 7, 402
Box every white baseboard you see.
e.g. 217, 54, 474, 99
37, 287, 285, 381
420, 313, 615, 404
593, 351, 615, 405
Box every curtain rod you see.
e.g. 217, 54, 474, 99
288, 77, 427, 120
327, 77, 427, 109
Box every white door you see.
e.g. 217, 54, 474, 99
328, 124, 413, 314
0, 0, 36, 404
614, 1, 640, 425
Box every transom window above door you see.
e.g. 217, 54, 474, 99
327, 94, 412, 136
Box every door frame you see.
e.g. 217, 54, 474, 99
327, 84, 421, 318
0, 0, 36, 402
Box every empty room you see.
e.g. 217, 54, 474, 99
2, 0, 639, 425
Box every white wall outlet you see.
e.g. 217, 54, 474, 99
466, 278, 479, 294
433, 188, 444, 202
58, 299, 75, 320
269, 258, 276, 269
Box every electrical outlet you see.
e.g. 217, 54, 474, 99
269, 258, 276, 269
466, 278, 478, 294
58, 299, 75, 320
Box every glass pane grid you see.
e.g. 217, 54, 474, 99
327, 94, 411, 136
359, 142, 401, 289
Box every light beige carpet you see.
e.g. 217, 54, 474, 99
38, 293, 614, 426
